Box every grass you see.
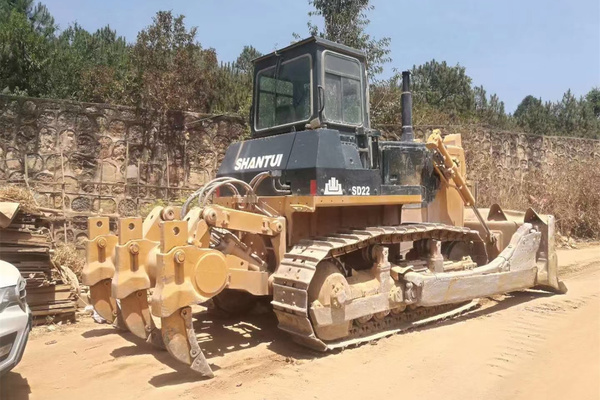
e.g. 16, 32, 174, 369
0, 185, 39, 213
467, 151, 600, 239
51, 243, 85, 280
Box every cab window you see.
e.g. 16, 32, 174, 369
323, 52, 363, 126
256, 55, 312, 130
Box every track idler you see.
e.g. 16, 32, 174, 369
151, 220, 230, 378
82, 217, 121, 324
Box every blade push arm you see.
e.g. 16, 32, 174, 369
426, 130, 494, 243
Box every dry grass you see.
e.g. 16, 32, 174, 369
469, 153, 600, 239
0, 185, 39, 213
52, 243, 85, 280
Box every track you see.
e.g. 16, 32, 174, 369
2, 245, 599, 400
272, 222, 484, 350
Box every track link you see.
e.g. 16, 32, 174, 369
271, 223, 484, 350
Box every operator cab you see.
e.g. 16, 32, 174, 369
218, 37, 438, 204
252, 36, 370, 137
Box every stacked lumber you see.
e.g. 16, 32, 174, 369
26, 284, 77, 322
0, 208, 77, 325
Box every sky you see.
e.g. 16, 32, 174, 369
41, 0, 600, 112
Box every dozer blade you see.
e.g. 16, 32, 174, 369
404, 223, 566, 307
120, 290, 164, 348
524, 208, 567, 294
89, 279, 119, 323
161, 307, 213, 378
465, 204, 567, 294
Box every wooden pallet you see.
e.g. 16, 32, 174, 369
0, 208, 78, 325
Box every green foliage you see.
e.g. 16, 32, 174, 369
411, 60, 474, 118
214, 62, 253, 115
585, 87, 600, 118
371, 62, 508, 128
131, 11, 219, 115
0, 8, 52, 96
49, 24, 130, 102
514, 91, 600, 138
234, 45, 261, 74
473, 85, 508, 128
304, 0, 391, 78
0, 0, 56, 36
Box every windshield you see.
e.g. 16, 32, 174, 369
256, 55, 312, 130
323, 52, 363, 126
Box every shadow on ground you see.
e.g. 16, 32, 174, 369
77, 289, 560, 388
80, 302, 296, 387
0, 371, 31, 400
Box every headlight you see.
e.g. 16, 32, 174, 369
0, 284, 23, 313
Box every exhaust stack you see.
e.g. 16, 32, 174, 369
401, 70, 414, 142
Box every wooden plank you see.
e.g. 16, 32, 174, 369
30, 302, 77, 312
28, 284, 72, 293
0, 246, 50, 254
32, 308, 76, 317
27, 292, 74, 305
10, 261, 52, 267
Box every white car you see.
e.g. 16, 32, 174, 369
0, 260, 31, 375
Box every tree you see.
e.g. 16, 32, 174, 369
410, 60, 474, 118
0, 0, 56, 36
514, 95, 541, 120
131, 11, 219, 115
234, 45, 261, 74
514, 95, 552, 135
585, 87, 600, 118
304, 0, 391, 78
46, 23, 130, 101
486, 93, 507, 127
514, 92, 600, 138
78, 26, 132, 104
473, 85, 507, 127
473, 85, 488, 114
213, 45, 263, 117
0, 8, 52, 96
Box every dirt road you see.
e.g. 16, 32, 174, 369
2, 246, 599, 400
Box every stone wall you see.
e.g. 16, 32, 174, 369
381, 124, 600, 237
380, 124, 600, 193
0, 94, 246, 244
1, 95, 599, 243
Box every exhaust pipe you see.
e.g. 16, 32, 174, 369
401, 70, 414, 142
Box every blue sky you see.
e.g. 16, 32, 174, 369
42, 0, 599, 112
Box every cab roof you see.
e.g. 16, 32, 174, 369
253, 36, 367, 64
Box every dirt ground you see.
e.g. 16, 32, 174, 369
1, 245, 599, 400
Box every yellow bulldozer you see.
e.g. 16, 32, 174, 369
82, 37, 566, 378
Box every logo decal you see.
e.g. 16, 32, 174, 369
234, 154, 284, 171
324, 177, 343, 195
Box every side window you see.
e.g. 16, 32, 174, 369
256, 56, 312, 130
324, 53, 363, 126
257, 77, 295, 129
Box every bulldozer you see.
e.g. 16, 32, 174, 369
82, 37, 566, 378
